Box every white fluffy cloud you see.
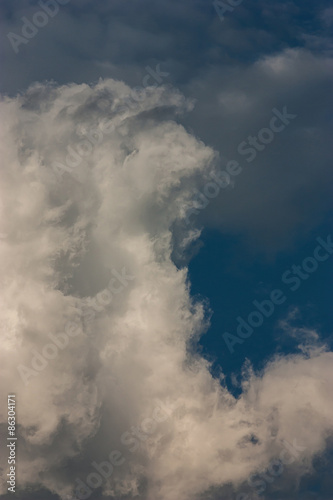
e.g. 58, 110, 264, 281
0, 80, 332, 500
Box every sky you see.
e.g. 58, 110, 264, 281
0, 1, 332, 499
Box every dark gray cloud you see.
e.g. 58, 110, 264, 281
182, 48, 333, 251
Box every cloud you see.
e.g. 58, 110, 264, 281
183, 48, 333, 251
0, 80, 332, 500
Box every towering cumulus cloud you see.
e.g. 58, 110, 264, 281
0, 80, 332, 500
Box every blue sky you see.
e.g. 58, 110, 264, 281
190, 221, 333, 391
0, 1, 332, 499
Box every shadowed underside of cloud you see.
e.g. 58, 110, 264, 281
0, 80, 332, 500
